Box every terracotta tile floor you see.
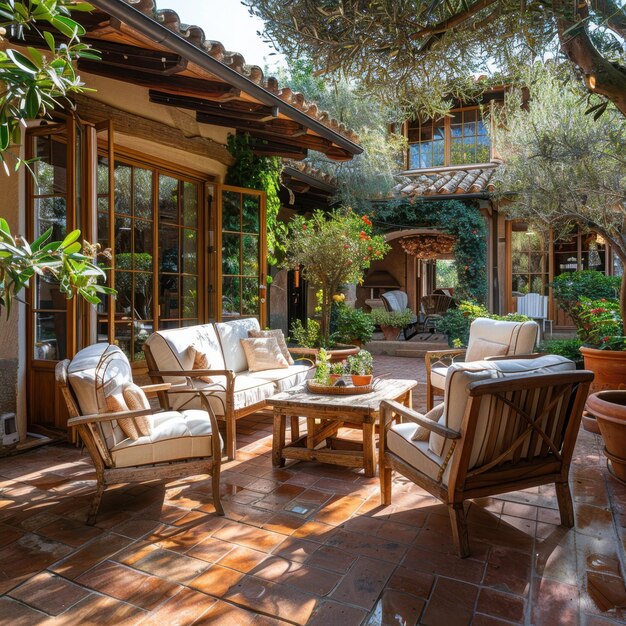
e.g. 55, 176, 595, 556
1, 355, 626, 624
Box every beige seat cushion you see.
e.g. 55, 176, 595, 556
110, 409, 221, 468
167, 375, 277, 415
122, 383, 152, 437
430, 366, 448, 391
247, 364, 312, 392
249, 329, 294, 365
387, 422, 449, 484
241, 337, 289, 372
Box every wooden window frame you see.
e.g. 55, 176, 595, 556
406, 104, 494, 171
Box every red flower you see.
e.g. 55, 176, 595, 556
360, 231, 367, 240
603, 336, 610, 342
361, 215, 372, 226
368, 245, 373, 251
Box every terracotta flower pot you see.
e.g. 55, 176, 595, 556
586, 391, 626, 484
580, 347, 626, 433
351, 374, 373, 386
380, 325, 401, 341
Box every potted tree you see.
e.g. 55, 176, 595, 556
284, 209, 389, 356
370, 308, 416, 341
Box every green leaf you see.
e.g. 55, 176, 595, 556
30, 227, 53, 251
49, 15, 86, 38
6, 49, 39, 74
24, 87, 42, 118
63, 242, 82, 255
43, 30, 55, 53
0, 124, 11, 151
60, 229, 81, 249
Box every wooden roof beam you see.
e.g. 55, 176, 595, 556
83, 39, 187, 75
78, 60, 241, 101
195, 111, 307, 137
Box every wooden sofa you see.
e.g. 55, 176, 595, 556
143, 318, 314, 460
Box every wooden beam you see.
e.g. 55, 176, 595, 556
82, 39, 188, 75
71, 93, 233, 166
196, 111, 306, 136
150, 90, 278, 123
78, 60, 241, 101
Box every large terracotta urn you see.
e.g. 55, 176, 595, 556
586, 391, 626, 484
580, 347, 626, 433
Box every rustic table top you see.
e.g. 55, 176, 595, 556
270, 378, 417, 414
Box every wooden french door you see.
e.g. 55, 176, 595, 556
215, 185, 267, 327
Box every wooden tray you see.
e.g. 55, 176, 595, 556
306, 380, 374, 395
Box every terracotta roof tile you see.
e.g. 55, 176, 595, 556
124, 0, 359, 144
395, 167, 497, 198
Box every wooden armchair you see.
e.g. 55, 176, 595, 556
57, 343, 223, 525
425, 317, 539, 410
380, 355, 593, 557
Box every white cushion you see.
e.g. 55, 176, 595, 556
464, 338, 509, 362
144, 324, 225, 385
466, 318, 538, 361
241, 337, 289, 372
429, 355, 576, 470
110, 409, 221, 467
430, 366, 448, 391
248, 364, 313, 392
67, 343, 132, 448
387, 422, 449, 484
167, 374, 276, 415
215, 318, 261, 372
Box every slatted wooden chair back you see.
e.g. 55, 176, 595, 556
449, 370, 593, 495
421, 294, 453, 317
516, 293, 548, 320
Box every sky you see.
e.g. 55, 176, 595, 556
162, 0, 286, 71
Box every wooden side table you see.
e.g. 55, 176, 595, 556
270, 379, 416, 477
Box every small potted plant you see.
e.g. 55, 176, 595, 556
346, 350, 374, 386
370, 308, 416, 341
329, 361, 346, 385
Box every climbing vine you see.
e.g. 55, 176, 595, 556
225, 134, 285, 265
372, 199, 488, 302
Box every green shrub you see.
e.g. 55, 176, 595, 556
334, 304, 375, 344
289, 318, 321, 348
551, 271, 621, 329
537, 338, 583, 363
436, 300, 532, 347
370, 308, 415, 329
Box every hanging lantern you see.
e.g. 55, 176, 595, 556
398, 233, 456, 260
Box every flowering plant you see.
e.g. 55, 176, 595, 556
572, 298, 625, 351
284, 209, 389, 347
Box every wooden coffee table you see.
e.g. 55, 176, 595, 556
271, 378, 416, 477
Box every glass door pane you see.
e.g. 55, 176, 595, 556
31, 133, 69, 361
218, 186, 265, 324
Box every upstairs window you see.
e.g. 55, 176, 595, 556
407, 106, 491, 170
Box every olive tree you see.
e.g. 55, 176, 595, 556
492, 64, 626, 331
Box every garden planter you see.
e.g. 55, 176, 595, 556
580, 347, 626, 433
351, 374, 373, 386
289, 344, 360, 363
586, 391, 626, 484
380, 325, 402, 341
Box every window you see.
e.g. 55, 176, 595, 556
510, 223, 549, 297
407, 106, 492, 170
435, 259, 459, 290
220, 188, 265, 320
96, 156, 202, 361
